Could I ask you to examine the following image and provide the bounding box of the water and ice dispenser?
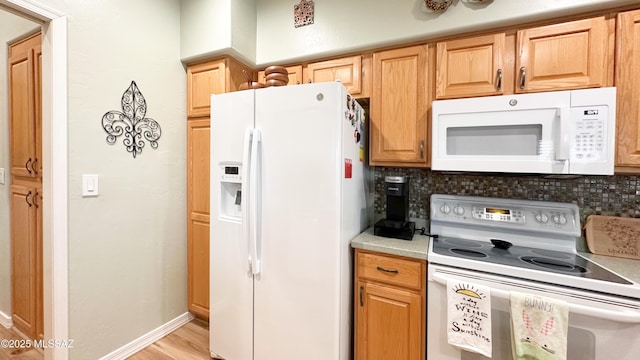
[219,162,242,221]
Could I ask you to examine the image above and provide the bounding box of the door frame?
[0,1,68,359]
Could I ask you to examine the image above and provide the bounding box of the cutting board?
[585,215,640,260]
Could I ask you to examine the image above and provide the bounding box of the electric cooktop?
[431,236,631,285]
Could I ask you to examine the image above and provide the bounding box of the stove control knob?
[535,213,549,223]
[557,215,567,225]
[454,206,465,215]
[552,214,567,225]
[440,204,451,214]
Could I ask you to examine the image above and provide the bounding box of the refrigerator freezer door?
[210,90,255,360]
[252,83,345,360]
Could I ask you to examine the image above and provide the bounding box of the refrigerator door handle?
[242,128,253,273]
[250,128,262,276]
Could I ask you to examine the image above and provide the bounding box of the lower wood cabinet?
[187,118,211,319]
[354,249,426,360]
[10,181,43,340]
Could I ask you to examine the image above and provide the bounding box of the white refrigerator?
[209,82,370,360]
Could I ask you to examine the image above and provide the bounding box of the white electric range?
[427,194,640,360]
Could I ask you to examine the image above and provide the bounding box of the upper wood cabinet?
[256,54,371,98]
[516,16,613,93]
[8,33,42,178]
[257,65,303,85]
[436,33,506,99]
[435,16,613,99]
[615,9,640,168]
[304,55,366,97]
[370,45,429,167]
[187,57,254,118]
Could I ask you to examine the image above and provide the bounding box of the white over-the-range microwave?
[431,87,616,175]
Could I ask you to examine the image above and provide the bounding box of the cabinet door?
[187,60,226,117]
[305,55,362,96]
[8,49,37,177]
[436,33,506,99]
[10,184,38,339]
[516,16,611,93]
[356,281,422,360]
[187,119,211,319]
[370,45,429,167]
[258,65,303,85]
[616,10,640,168]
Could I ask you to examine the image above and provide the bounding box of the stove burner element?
[521,256,588,274]
[450,248,488,258]
[530,249,573,260]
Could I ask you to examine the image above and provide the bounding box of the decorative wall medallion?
[425,0,453,12]
[294,0,314,28]
[102,81,162,158]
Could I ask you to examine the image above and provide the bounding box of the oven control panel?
[430,194,581,236]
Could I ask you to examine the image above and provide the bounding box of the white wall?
[0,9,40,322]
[33,0,187,359]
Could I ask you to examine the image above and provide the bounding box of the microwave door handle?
[433,272,640,324]
[555,107,571,161]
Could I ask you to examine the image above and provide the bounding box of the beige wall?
[0,10,40,323]
[31,0,187,358]
[181,0,640,66]
[181,0,257,66]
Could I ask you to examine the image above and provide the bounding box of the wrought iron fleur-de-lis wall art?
[101,81,162,158]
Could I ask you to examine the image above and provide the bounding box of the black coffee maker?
[374,176,416,240]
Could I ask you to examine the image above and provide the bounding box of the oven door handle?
[433,273,640,324]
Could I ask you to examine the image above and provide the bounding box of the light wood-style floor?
[0,319,209,360]
[127,319,210,360]
[0,326,43,360]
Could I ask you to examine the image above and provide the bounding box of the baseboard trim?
[98,312,194,360]
[0,311,12,329]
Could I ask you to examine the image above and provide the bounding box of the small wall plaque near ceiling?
[294,0,314,28]
[101,81,162,158]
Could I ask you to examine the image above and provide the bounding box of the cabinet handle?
[307,79,312,84]
[25,158,33,174]
[376,266,399,274]
[519,66,526,89]
[31,158,38,175]
[25,190,33,207]
[359,286,364,307]
[33,191,40,208]
[419,140,424,159]
[496,69,503,91]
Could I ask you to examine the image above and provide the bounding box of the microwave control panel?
[571,106,607,161]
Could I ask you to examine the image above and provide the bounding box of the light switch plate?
[82,174,99,197]
[0,168,4,185]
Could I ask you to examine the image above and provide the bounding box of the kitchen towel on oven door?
[510,292,569,360]
[446,280,492,357]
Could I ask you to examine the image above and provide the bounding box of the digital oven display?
[485,207,511,215]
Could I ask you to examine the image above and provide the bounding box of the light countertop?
[350,227,429,260]
[580,252,640,285]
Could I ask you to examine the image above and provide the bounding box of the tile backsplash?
[374,167,640,250]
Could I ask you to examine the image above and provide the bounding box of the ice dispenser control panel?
[219,163,242,222]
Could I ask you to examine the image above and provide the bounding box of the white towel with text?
[447,279,492,357]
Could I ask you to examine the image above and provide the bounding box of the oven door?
[427,264,640,360]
